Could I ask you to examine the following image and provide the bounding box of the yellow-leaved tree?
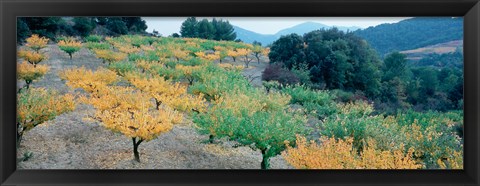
[125,73,206,113]
[175,64,202,85]
[79,86,182,162]
[236,48,253,68]
[17,34,51,91]
[282,135,422,169]
[92,49,127,65]
[18,34,49,70]
[58,67,119,94]
[58,37,83,59]
[195,51,220,62]
[251,45,270,64]
[171,47,190,62]
[60,67,183,162]
[25,34,49,52]
[17,61,49,90]
[18,49,48,67]
[226,49,239,62]
[17,88,76,146]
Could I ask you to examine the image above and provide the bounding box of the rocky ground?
[17,44,293,169]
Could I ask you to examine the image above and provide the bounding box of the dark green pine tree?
[212,18,236,41]
[180,17,199,38]
[196,19,216,40]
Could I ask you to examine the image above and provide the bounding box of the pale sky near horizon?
[143,17,410,36]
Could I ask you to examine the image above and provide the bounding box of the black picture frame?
[1,0,479,185]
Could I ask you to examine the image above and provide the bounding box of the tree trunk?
[260,149,270,169]
[209,134,214,143]
[16,125,25,148]
[132,137,143,162]
[69,53,72,60]
[25,80,31,90]
[188,78,194,85]
[256,55,260,64]
[155,99,162,110]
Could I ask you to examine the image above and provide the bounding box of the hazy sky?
[143,17,410,36]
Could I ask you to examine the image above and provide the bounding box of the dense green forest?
[412,50,463,68]
[353,17,463,56]
[264,28,463,115]
[17,17,148,43]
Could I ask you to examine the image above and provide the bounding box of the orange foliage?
[18,49,48,66]
[171,48,190,61]
[217,63,244,71]
[125,73,207,113]
[282,135,422,169]
[116,44,141,54]
[17,61,49,85]
[92,49,127,64]
[80,86,181,141]
[25,34,49,52]
[226,49,240,60]
[58,67,118,94]
[17,87,76,132]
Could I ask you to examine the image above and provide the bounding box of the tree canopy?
[180,17,236,41]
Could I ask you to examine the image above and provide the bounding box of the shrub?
[261,63,300,85]
[281,84,337,119]
[321,101,387,150]
[396,110,463,169]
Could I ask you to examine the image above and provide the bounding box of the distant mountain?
[233,26,276,45]
[275,22,359,36]
[234,22,361,46]
[354,17,463,56]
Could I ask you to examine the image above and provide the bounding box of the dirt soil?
[16,44,293,169]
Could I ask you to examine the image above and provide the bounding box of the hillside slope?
[400,40,463,61]
[354,17,463,56]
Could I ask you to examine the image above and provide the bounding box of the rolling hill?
[354,17,463,56]
[234,22,360,45]
[400,40,463,61]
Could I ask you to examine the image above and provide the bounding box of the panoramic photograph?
[16,17,463,169]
